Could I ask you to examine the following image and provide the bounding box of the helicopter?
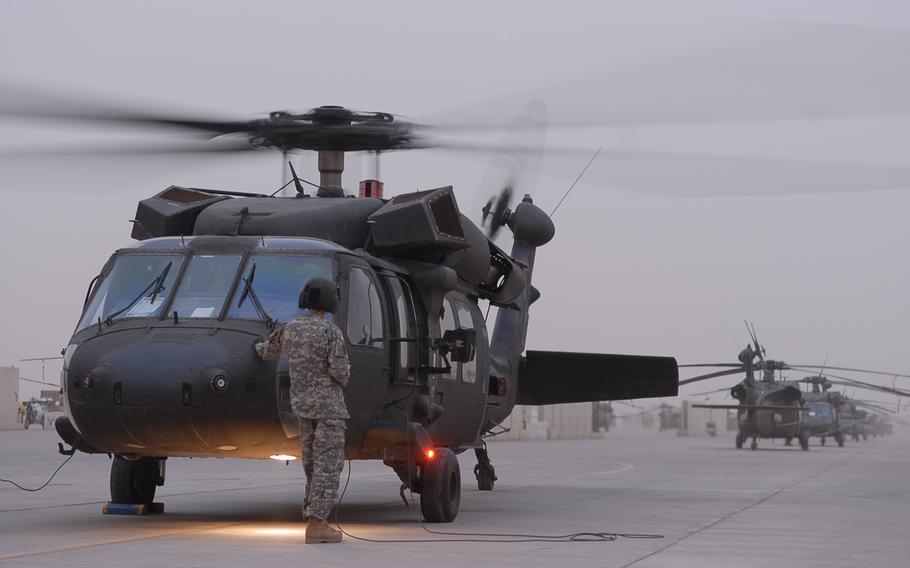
[679,325,910,451]
[0,100,682,523]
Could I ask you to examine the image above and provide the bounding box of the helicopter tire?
[799,432,810,451]
[419,448,460,523]
[110,456,159,505]
[750,439,757,451]
[475,464,496,491]
[820,436,826,446]
[784,437,792,446]
[835,433,845,447]
[735,434,744,449]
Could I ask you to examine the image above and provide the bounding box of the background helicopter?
[679,325,909,450]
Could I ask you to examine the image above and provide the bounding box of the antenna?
[288,161,306,196]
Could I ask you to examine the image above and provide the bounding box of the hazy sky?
[1,0,909,406]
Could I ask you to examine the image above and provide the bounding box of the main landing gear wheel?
[799,432,810,451]
[835,432,845,447]
[111,456,163,505]
[419,448,461,523]
[750,439,758,451]
[735,433,745,449]
[820,436,826,446]
[784,437,793,446]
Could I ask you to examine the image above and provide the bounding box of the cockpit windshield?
[76,250,335,332]
[78,254,184,331]
[228,255,333,323]
[168,255,243,319]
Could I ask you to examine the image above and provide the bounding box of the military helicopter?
[0,98,683,523]
[679,326,910,451]
[798,375,846,447]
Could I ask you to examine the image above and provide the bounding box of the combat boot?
[305,517,342,544]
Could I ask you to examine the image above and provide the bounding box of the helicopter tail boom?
[516,351,678,405]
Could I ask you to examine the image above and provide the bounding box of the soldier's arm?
[327,326,351,387]
[255,325,286,361]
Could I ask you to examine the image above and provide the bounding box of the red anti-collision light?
[425,449,435,460]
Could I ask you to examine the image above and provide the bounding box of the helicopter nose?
[66,326,276,455]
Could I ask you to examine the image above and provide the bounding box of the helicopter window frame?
[75,251,188,333]
[345,265,386,350]
[225,251,338,324]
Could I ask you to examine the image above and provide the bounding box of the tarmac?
[1,425,908,567]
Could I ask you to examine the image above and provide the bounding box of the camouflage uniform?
[256,311,351,521]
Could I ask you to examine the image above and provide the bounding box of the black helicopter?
[679,326,909,451]
[1,103,679,523]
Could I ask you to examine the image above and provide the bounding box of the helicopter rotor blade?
[0,138,257,157]
[679,367,746,386]
[789,365,910,380]
[678,363,742,368]
[789,367,910,397]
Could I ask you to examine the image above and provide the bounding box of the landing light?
[425,449,435,460]
[269,454,297,461]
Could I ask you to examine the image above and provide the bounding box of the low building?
[0,366,21,430]
[497,403,601,440]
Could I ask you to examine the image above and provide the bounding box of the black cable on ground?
[332,458,663,544]
[0,453,76,492]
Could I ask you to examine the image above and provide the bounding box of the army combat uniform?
[256,311,351,521]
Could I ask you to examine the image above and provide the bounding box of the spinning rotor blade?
[0,138,256,157]
[424,21,910,130]
[679,363,742,368]
[679,367,745,386]
[0,82,249,134]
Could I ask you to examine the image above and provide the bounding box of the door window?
[346,266,384,348]
[453,301,477,384]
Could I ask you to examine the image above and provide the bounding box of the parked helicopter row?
[677,326,906,451]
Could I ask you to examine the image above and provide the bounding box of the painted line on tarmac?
[618,452,859,568]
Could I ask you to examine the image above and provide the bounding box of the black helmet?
[299,277,337,313]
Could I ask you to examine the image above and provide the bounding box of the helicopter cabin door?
[339,262,389,443]
[429,293,487,446]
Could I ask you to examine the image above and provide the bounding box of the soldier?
[255,277,350,544]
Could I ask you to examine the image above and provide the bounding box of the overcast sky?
[1,0,909,406]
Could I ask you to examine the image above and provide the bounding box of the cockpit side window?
[346,266,385,348]
[228,255,333,323]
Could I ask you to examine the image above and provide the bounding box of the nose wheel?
[110,456,165,506]
[474,444,497,491]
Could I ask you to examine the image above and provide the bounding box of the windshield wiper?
[104,261,173,325]
[237,263,273,327]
